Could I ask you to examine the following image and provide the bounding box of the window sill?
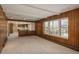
[44,33,68,40]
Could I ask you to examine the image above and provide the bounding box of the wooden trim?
[8,19,36,22]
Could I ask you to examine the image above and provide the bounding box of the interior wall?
[0,5,7,52]
[35,8,79,51]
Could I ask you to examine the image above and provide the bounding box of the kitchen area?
[7,21,35,39]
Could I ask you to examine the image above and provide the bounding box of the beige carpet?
[2,36,79,54]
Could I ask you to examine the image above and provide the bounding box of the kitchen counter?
[18,30,36,36]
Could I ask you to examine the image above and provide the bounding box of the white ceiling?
[1,4,79,21]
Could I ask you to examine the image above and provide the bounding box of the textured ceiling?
[1,4,79,21]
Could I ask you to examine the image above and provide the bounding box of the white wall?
[7,21,35,39]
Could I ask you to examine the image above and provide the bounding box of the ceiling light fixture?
[23,18,26,20]
[10,17,14,19]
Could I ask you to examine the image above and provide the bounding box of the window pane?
[52,20,60,36]
[61,18,68,38]
[49,20,60,36]
[49,21,53,35]
[44,21,49,34]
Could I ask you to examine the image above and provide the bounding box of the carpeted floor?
[2,36,79,54]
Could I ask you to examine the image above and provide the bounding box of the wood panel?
[18,30,36,36]
[35,8,79,51]
[35,21,43,36]
[0,5,7,52]
[74,9,79,48]
[8,19,36,22]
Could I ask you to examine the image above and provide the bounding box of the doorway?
[9,23,13,34]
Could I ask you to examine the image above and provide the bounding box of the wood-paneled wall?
[35,8,79,51]
[0,5,7,52]
[35,21,43,36]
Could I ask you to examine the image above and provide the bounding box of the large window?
[43,17,68,39]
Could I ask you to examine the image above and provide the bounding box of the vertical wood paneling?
[0,5,7,52]
[35,8,79,51]
[74,9,79,48]
[35,21,43,36]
